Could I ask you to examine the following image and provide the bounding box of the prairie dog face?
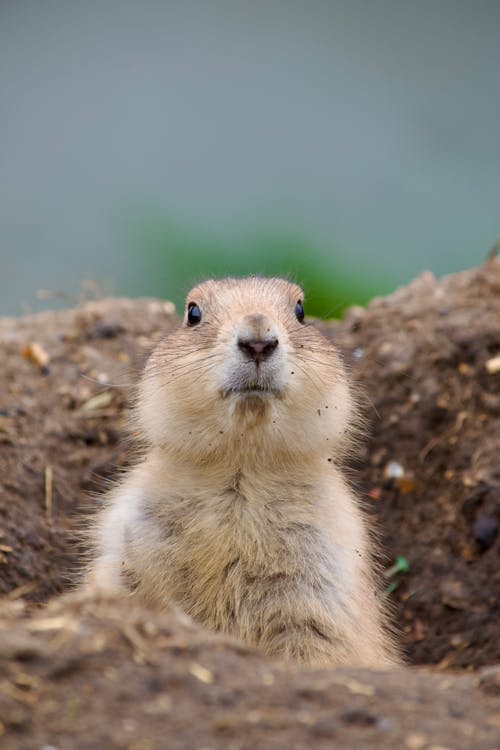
[138,277,355,465]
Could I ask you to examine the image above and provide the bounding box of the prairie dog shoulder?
[87,276,398,667]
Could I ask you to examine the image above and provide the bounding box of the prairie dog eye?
[187,303,202,326]
[295,300,305,323]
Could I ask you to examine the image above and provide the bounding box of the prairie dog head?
[139,277,356,467]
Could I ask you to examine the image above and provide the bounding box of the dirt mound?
[328,262,500,668]
[1,595,499,750]
[1,260,499,748]
[0,298,177,600]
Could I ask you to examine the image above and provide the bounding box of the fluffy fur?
[85,277,398,667]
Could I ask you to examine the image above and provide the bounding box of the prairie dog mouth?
[221,384,284,398]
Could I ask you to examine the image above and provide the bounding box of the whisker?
[79,372,135,389]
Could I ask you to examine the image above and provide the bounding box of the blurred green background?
[124,214,390,317]
[1,1,499,318]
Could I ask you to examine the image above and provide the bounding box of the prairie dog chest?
[134,472,323,581]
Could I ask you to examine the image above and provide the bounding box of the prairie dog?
[86,277,398,667]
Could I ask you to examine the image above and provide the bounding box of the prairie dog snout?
[236,314,279,363]
[225,313,283,396]
[86,276,399,667]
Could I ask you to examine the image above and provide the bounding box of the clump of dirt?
[0,261,499,748]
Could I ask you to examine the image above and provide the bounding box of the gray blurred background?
[1,0,499,317]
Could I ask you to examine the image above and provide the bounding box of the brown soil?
[1,261,499,748]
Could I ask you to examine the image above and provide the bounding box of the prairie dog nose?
[237,314,279,364]
[238,336,278,363]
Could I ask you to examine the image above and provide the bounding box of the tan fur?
[85,277,399,667]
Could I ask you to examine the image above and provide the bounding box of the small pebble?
[440,578,467,610]
[383,461,404,480]
[405,732,427,750]
[473,515,497,551]
[485,354,500,374]
[188,661,214,684]
[405,733,427,750]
